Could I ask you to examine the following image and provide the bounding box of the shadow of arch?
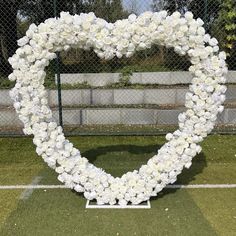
[82,144,162,163]
[81,144,207,198]
[152,152,208,200]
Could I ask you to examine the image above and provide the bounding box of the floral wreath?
[8,11,227,206]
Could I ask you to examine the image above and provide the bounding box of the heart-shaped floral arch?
[8,11,227,206]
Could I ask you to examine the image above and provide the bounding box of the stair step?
[1,107,236,127]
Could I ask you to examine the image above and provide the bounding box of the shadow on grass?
[82,144,162,163]
[81,144,207,199]
[153,152,207,200]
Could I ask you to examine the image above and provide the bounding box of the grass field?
[0,135,236,236]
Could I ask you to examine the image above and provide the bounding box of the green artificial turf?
[0,135,236,235]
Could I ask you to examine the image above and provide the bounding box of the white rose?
[209,37,218,46]
[18,36,29,47]
[132,35,141,44]
[166,133,173,141]
[86,12,95,22]
[118,38,129,49]
[103,37,112,45]
[105,23,114,30]
[137,17,147,26]
[219,52,226,60]
[82,21,91,30]
[97,18,106,28]
[196,18,204,26]
[159,10,168,18]
[197,27,205,35]
[26,24,38,38]
[185,11,193,20]
[213,46,219,52]
[203,34,211,43]
[172,11,181,19]
[116,51,123,58]
[73,15,82,26]
[180,25,188,33]
[60,12,73,24]
[128,14,137,22]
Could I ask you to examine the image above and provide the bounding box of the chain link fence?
[0,0,236,136]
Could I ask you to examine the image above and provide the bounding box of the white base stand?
[85,200,151,209]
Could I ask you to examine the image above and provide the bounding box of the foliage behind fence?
[0,0,235,135]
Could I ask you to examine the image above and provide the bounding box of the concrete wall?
[1,107,236,127]
[56,71,236,86]
[2,86,236,107]
[1,83,236,127]
[50,108,236,126]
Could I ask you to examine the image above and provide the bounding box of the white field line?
[0,184,236,190]
[0,185,68,189]
[165,184,236,189]
[19,176,42,200]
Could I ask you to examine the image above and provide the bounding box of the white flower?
[103,37,112,45]
[196,18,204,26]
[159,10,168,18]
[209,37,218,46]
[73,15,82,26]
[197,27,205,35]
[219,51,226,60]
[86,12,96,22]
[82,21,91,30]
[132,34,141,44]
[18,36,29,47]
[172,11,181,19]
[128,14,137,22]
[26,24,38,38]
[60,12,73,24]
[185,11,194,20]
[213,46,219,52]
[166,133,173,141]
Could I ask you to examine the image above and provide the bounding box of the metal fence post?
[204,0,208,30]
[53,0,63,128]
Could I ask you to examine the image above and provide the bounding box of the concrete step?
[1,106,235,127]
[57,71,236,86]
[1,85,236,107]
